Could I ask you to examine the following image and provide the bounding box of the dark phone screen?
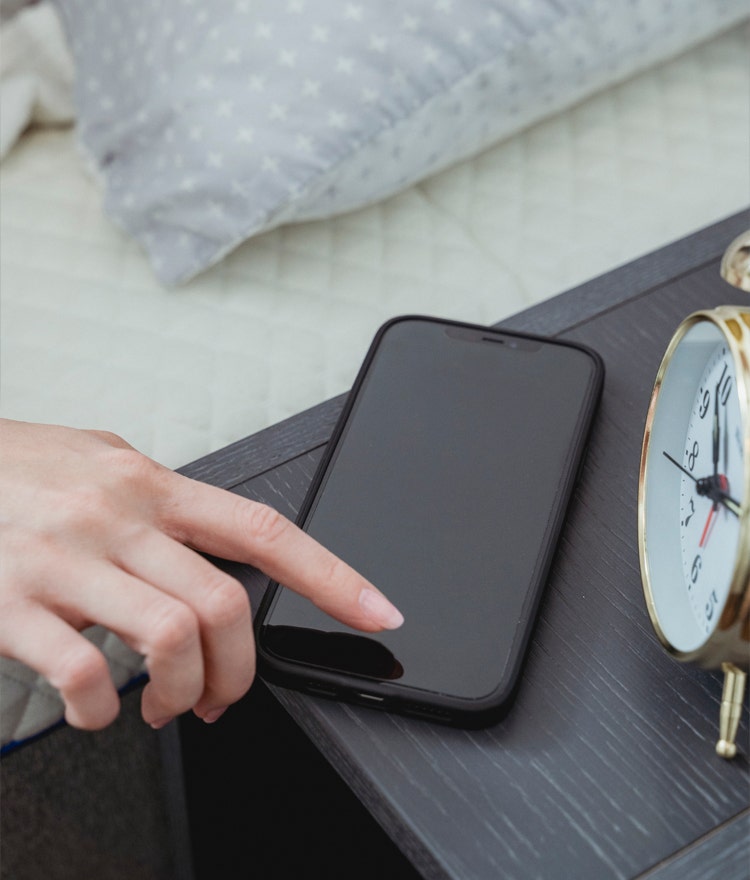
[261,319,600,701]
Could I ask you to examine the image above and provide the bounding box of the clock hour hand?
[662,451,741,517]
[712,381,720,478]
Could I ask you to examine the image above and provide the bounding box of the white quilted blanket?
[1,22,748,749]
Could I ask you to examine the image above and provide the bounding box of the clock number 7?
[682,497,696,527]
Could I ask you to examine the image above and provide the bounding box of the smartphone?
[255,316,603,727]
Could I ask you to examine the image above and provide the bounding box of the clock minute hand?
[662,451,741,517]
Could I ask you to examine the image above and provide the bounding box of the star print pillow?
[52,0,746,285]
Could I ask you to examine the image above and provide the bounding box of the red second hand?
[699,475,730,549]
[699,505,717,548]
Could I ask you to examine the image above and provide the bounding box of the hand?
[0,419,403,732]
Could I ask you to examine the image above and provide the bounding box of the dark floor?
[179,680,421,880]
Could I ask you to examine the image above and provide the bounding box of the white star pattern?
[369,35,388,53]
[301,79,321,97]
[295,134,314,153]
[62,0,681,289]
[328,110,347,129]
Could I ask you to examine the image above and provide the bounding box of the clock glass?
[642,319,746,655]
[678,339,743,636]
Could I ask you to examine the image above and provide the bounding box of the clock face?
[641,317,748,655]
[678,341,743,637]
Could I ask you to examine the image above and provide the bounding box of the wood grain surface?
[179,211,750,880]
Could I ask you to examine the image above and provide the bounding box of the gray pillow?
[53,0,748,285]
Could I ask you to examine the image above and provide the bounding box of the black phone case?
[255,315,604,728]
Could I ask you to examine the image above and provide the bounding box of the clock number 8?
[687,441,699,471]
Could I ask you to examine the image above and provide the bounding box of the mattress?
[1,22,748,748]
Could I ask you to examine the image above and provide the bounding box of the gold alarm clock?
[638,297,749,759]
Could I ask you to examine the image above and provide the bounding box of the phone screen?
[259,318,602,710]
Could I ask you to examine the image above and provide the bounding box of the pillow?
[53,0,748,286]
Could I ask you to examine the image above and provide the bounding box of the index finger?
[162,474,404,633]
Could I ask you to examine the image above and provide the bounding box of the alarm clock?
[638,304,749,758]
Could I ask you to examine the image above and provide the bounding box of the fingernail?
[359,589,404,630]
[202,707,228,724]
[150,716,174,730]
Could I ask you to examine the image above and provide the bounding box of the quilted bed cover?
[1,21,749,750]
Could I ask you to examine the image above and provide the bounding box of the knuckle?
[318,553,350,599]
[64,486,116,531]
[243,502,289,548]
[86,428,129,449]
[53,644,110,697]
[107,447,158,483]
[199,572,250,631]
[147,600,199,656]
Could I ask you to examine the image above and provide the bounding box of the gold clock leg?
[716,663,747,759]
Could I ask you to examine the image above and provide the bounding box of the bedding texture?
[53,0,748,285]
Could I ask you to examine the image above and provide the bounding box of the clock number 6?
[690,554,702,587]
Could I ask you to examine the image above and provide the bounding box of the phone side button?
[357,693,385,703]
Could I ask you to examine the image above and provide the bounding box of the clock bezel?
[638,306,750,669]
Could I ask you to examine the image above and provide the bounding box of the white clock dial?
[640,313,748,656]
[678,341,744,637]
